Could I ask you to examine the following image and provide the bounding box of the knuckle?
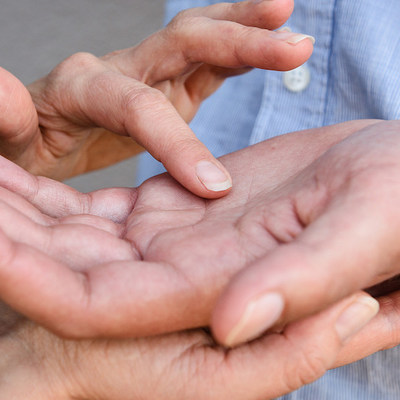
[166,12,187,38]
[49,52,99,80]
[229,26,262,67]
[123,86,167,115]
[168,9,193,30]
[282,342,329,392]
[159,136,206,164]
[61,51,98,70]
[166,13,202,45]
[256,40,289,70]
[169,136,201,153]
[297,352,328,385]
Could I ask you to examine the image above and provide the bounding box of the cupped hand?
[0,119,379,339]
[3,289,400,400]
[212,119,400,346]
[0,0,313,198]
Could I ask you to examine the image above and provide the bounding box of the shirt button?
[283,64,311,93]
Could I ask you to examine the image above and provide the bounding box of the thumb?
[0,67,38,157]
[211,180,400,346]
[203,292,379,400]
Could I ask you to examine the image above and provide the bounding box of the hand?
[212,119,400,346]
[0,119,379,338]
[2,290,399,400]
[0,0,313,198]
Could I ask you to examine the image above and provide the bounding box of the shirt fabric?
[137,1,400,398]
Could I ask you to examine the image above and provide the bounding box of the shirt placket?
[249,0,337,145]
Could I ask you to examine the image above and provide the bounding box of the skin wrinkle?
[124,230,144,261]
[294,170,330,226]
[167,336,225,398]
[76,269,93,334]
[25,174,41,210]
[107,188,138,224]
[284,197,306,238]
[232,201,279,263]
[0,189,55,229]
[263,201,301,244]
[78,192,92,216]
[40,126,80,160]
[126,206,206,256]
[280,330,325,393]
[43,224,57,261]
[243,156,257,204]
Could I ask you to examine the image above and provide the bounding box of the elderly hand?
[0,0,313,198]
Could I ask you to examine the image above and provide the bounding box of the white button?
[283,64,311,93]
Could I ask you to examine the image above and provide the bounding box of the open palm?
[0,118,393,340]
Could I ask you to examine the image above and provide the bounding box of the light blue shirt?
[137,1,400,398]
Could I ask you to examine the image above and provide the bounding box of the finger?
[0,185,126,238]
[0,156,137,222]
[0,174,128,236]
[198,293,379,400]
[67,67,232,198]
[110,18,314,84]
[335,290,400,367]
[122,85,233,198]
[0,206,134,271]
[0,186,51,225]
[0,67,39,156]
[0,230,202,338]
[168,21,314,70]
[212,164,400,346]
[0,220,378,347]
[107,0,301,80]
[181,0,294,30]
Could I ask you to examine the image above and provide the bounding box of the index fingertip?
[196,160,232,196]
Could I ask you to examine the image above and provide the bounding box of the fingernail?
[196,161,232,192]
[273,31,316,45]
[225,292,284,347]
[276,27,292,33]
[288,34,315,45]
[335,295,379,343]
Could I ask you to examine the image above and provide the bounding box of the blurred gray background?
[1,0,165,191]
